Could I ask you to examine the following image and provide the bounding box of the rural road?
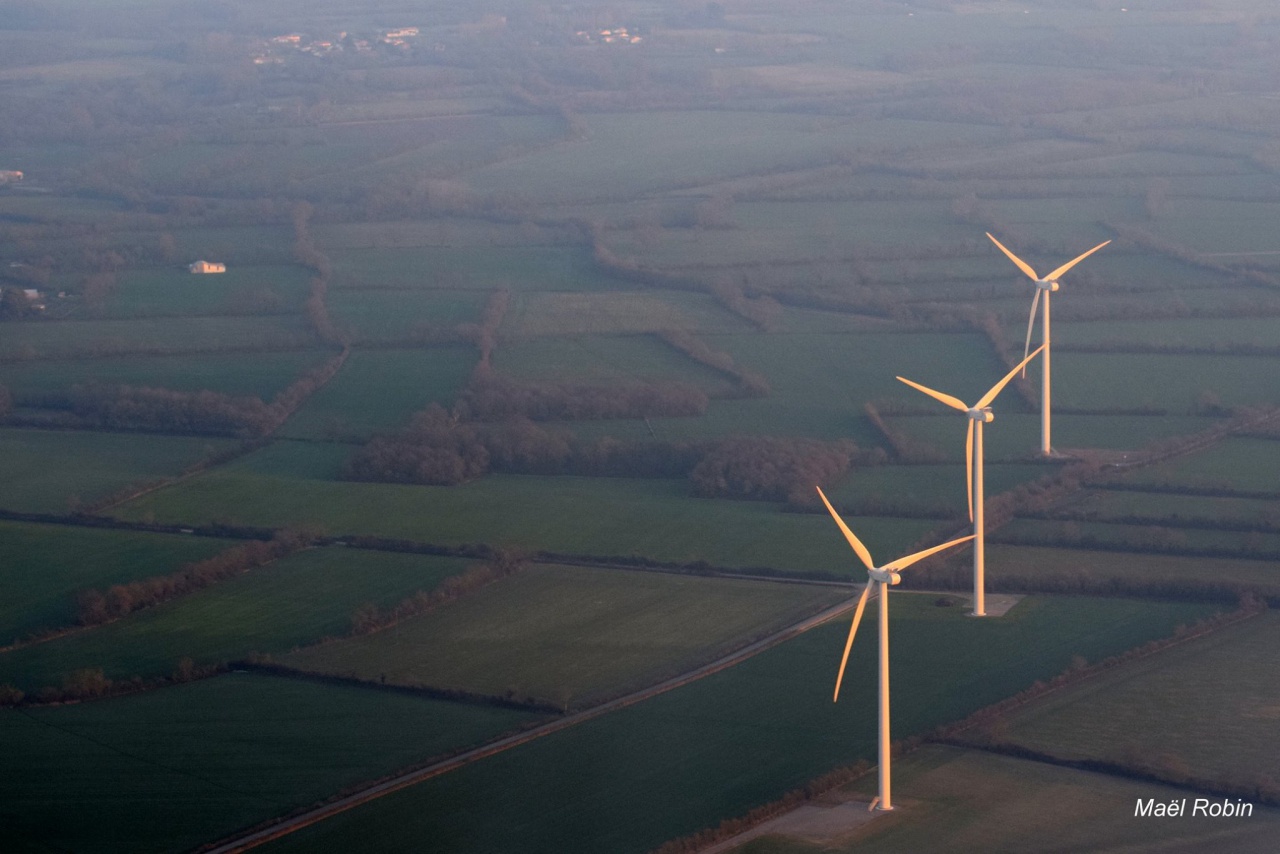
[201,592,862,853]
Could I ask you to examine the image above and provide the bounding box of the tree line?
[343,403,879,501]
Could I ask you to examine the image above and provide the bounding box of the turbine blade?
[1022,289,1042,378]
[987,232,1040,281]
[1046,240,1111,282]
[965,418,974,523]
[883,534,977,572]
[816,486,875,572]
[897,376,968,412]
[976,344,1046,409]
[834,579,874,702]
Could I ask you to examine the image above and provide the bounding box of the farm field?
[1066,488,1280,527]
[281,564,849,709]
[0,315,314,359]
[980,545,1280,599]
[970,611,1280,788]
[0,547,474,692]
[260,595,1219,854]
[1117,437,1280,495]
[102,264,312,319]
[277,346,476,440]
[731,744,1280,854]
[0,427,235,514]
[0,521,232,644]
[0,672,542,854]
[112,458,941,575]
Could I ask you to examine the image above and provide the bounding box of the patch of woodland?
[656,329,770,397]
[72,529,317,627]
[343,403,881,502]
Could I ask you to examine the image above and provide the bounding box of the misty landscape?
[3,0,1280,851]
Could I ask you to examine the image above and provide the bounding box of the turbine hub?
[967,407,994,423]
[1037,279,1060,292]
[868,569,901,585]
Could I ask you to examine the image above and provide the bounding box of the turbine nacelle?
[1036,279,1060,292]
[966,407,994,423]
[868,568,902,586]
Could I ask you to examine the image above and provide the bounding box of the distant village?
[253,26,428,64]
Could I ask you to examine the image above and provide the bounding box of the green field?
[113,447,941,575]
[1068,488,1280,527]
[0,315,314,360]
[277,346,476,440]
[824,463,1053,517]
[261,595,1219,854]
[508,289,752,336]
[978,611,1280,788]
[1118,437,1280,494]
[0,672,542,854]
[282,564,848,708]
[327,246,609,292]
[103,265,312,318]
[997,518,1280,558]
[982,545,1280,598]
[327,289,485,342]
[0,349,328,401]
[0,547,473,691]
[0,428,235,514]
[734,744,1280,854]
[492,333,737,394]
[1051,353,1280,413]
[0,521,232,644]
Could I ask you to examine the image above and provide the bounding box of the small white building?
[189,260,226,274]
[0,170,22,183]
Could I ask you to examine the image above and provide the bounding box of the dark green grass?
[1052,316,1280,350]
[102,265,312,318]
[983,544,1280,598]
[0,547,473,691]
[277,347,476,440]
[888,413,1222,461]
[739,744,1280,854]
[0,521,231,644]
[282,564,848,709]
[262,595,1219,854]
[327,289,486,342]
[113,448,940,575]
[1119,437,1280,494]
[1052,352,1280,413]
[0,672,541,854]
[507,290,753,335]
[825,463,1053,517]
[0,428,235,514]
[328,246,609,292]
[0,315,314,359]
[997,518,1280,557]
[492,334,737,394]
[1070,489,1280,526]
[0,349,329,400]
[988,612,1280,785]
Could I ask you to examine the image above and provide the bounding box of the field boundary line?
[198,597,860,853]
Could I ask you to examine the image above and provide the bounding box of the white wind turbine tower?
[816,486,973,813]
[986,232,1111,456]
[896,346,1043,617]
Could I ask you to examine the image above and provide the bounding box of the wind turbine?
[986,232,1111,456]
[896,346,1043,617]
[817,486,973,812]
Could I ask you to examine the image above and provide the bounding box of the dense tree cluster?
[345,403,873,500]
[64,383,273,435]
[690,436,875,504]
[74,530,315,626]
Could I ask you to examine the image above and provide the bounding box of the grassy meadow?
[281,564,849,708]
[0,672,543,854]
